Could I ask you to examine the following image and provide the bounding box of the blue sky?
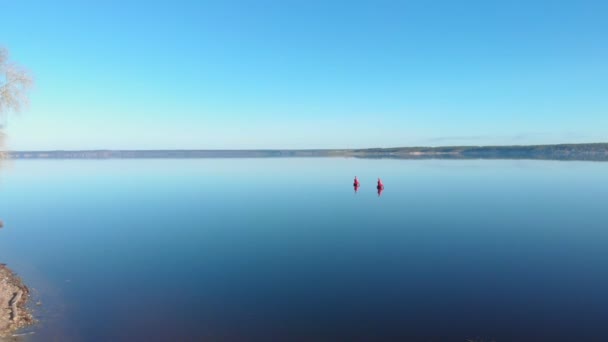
[1,0,607,149]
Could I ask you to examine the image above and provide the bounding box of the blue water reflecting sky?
[1,159,607,341]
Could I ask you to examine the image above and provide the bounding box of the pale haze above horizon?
[2,0,607,150]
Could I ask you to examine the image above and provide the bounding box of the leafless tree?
[0,47,33,159]
[0,47,34,117]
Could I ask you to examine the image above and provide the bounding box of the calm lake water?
[1,158,607,341]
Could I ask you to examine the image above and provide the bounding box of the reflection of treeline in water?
[353,143,608,161]
[6,143,608,161]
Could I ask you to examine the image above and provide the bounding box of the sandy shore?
[0,265,33,338]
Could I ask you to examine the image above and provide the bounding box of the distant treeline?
[352,143,608,160]
[6,143,608,161]
[7,150,343,159]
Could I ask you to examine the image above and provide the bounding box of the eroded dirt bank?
[0,265,32,338]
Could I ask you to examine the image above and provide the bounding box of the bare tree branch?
[0,47,33,160]
[0,47,34,116]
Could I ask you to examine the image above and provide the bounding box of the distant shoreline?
[4,143,608,161]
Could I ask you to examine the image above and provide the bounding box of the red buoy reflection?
[377,178,384,197]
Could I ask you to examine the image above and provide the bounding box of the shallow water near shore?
[1,158,608,341]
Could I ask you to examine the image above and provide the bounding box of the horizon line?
[4,142,608,152]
